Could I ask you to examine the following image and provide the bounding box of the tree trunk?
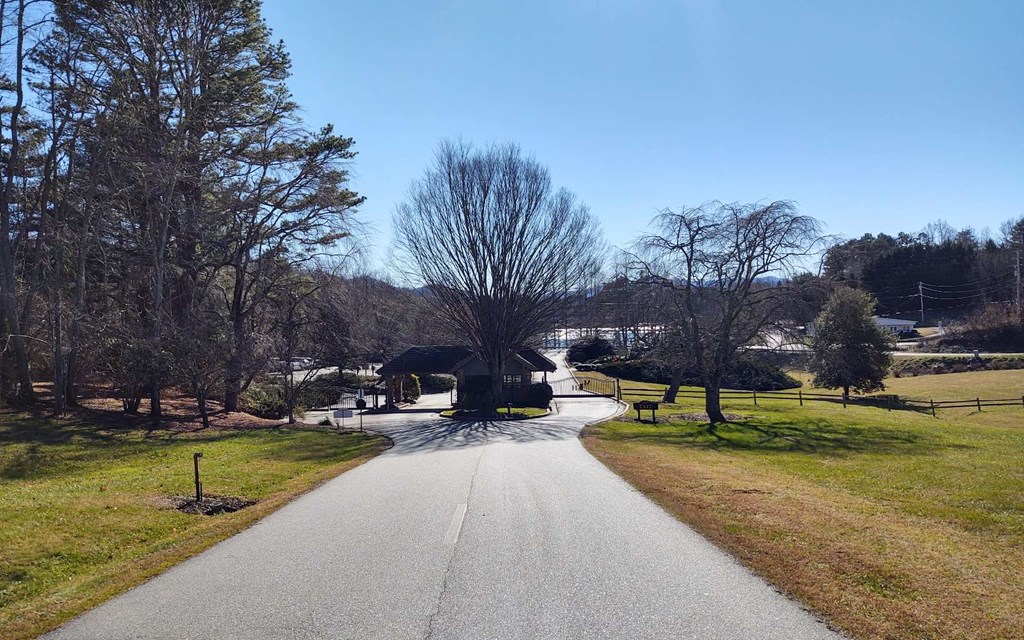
[223,313,245,412]
[64,241,89,406]
[663,367,683,403]
[197,390,210,429]
[0,0,33,403]
[705,376,726,424]
[149,226,169,422]
[488,354,506,415]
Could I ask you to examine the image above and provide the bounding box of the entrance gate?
[547,376,618,399]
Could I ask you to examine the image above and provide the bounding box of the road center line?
[443,503,468,545]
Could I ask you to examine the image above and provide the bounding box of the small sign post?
[355,398,367,431]
[633,401,659,423]
[193,452,203,502]
[333,408,353,429]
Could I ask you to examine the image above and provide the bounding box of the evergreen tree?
[809,287,894,400]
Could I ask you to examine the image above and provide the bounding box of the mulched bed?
[168,494,257,516]
[669,412,746,422]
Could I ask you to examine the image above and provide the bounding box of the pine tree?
[809,287,894,400]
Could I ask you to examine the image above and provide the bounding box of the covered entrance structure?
[376,345,558,409]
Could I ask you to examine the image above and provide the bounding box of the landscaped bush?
[527,382,553,409]
[934,304,1024,352]
[403,374,421,401]
[596,357,799,391]
[890,355,1024,377]
[567,336,616,364]
[239,382,287,419]
[418,373,456,394]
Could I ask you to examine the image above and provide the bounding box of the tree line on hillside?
[823,219,1024,319]
[0,0,452,421]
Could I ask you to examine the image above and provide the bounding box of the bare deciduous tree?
[634,200,825,423]
[394,141,603,411]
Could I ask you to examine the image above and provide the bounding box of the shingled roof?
[377,345,557,377]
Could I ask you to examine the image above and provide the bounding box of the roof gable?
[377,345,557,376]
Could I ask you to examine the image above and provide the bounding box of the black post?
[193,452,203,502]
[799,389,803,406]
[931,399,936,417]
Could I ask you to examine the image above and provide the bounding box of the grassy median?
[581,370,1024,640]
[0,410,386,640]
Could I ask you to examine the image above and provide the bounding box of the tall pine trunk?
[0,0,33,403]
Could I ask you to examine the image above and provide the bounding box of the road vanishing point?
[45,357,844,640]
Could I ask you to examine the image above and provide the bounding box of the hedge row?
[578,357,800,391]
[891,355,1024,377]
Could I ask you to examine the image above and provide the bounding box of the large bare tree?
[394,141,603,411]
[635,200,825,423]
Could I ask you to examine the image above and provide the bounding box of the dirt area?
[668,412,746,422]
[21,385,287,432]
[625,411,747,423]
[164,495,258,516]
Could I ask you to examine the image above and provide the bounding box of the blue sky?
[261,0,1023,263]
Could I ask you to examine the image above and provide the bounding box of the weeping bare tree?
[635,201,825,423]
[394,141,603,412]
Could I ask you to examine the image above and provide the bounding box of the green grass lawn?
[581,368,1024,640]
[0,413,386,640]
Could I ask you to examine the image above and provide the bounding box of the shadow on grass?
[605,416,957,457]
[0,413,375,482]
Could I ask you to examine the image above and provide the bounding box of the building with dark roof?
[377,345,557,408]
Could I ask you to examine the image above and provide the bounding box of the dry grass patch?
[580,370,1024,640]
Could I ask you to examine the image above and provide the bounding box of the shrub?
[403,374,421,401]
[567,336,616,364]
[418,373,456,394]
[890,355,1024,377]
[527,382,553,409]
[597,357,799,391]
[239,382,287,419]
[937,304,1024,352]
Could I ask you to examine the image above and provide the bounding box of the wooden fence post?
[799,389,803,406]
[930,399,936,417]
[976,397,982,411]
[753,391,757,406]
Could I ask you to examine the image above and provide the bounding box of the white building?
[872,316,917,335]
[805,316,918,337]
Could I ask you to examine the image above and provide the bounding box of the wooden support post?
[930,399,936,417]
[193,452,203,503]
[976,397,982,411]
[798,389,803,406]
[752,391,758,406]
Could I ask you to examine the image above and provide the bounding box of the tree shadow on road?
[382,416,583,454]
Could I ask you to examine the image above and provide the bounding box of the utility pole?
[1016,250,1021,322]
[918,281,925,325]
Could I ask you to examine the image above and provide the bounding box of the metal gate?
[547,376,617,398]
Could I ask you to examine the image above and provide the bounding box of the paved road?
[45,358,843,639]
